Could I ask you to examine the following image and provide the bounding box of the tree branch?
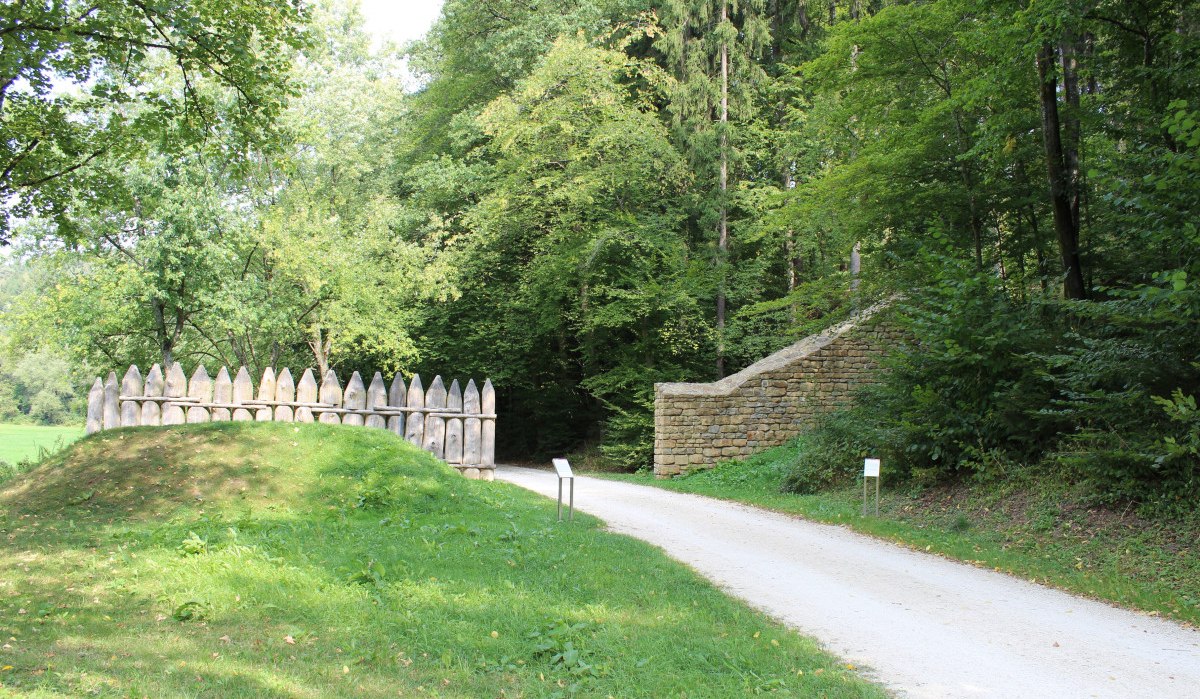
[12,147,105,189]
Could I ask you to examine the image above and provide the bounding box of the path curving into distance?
[496,465,1200,699]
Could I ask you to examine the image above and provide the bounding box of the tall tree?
[659,0,770,377]
[0,0,309,243]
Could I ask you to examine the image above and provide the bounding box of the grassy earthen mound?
[0,423,884,698]
[0,422,452,523]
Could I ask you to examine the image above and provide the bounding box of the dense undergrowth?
[0,422,886,698]
[782,233,1200,515]
[612,441,1200,627]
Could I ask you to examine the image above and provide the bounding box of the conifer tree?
[659,0,770,377]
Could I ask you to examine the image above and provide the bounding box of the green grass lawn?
[0,423,886,698]
[605,443,1200,627]
[0,424,83,467]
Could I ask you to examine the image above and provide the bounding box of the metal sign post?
[862,458,881,517]
[552,458,575,522]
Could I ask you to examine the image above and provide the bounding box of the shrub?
[866,257,1061,480]
[597,408,654,471]
[781,411,879,494]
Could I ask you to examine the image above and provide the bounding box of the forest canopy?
[1,0,1197,507]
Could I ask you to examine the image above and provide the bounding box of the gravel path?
[496,465,1200,699]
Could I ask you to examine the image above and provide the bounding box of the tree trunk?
[153,300,174,368]
[308,326,331,377]
[850,242,862,310]
[151,299,186,368]
[1036,42,1087,300]
[1059,32,1083,237]
[716,1,730,378]
[784,169,802,324]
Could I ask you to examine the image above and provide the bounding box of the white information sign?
[862,458,881,516]
[863,458,881,478]
[552,458,574,479]
[552,458,575,522]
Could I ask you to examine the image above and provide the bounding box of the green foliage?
[0,348,86,424]
[0,0,310,242]
[346,559,388,588]
[786,249,1061,493]
[527,620,603,677]
[177,531,209,556]
[678,440,799,492]
[2,2,442,378]
[5,0,1200,494]
[413,35,708,461]
[781,413,876,495]
[171,600,209,622]
[1030,102,1200,509]
[874,264,1060,479]
[0,424,83,482]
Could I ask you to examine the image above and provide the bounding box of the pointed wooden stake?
[295,369,317,423]
[120,365,143,427]
[405,374,425,447]
[142,364,164,426]
[343,371,366,427]
[162,363,187,426]
[319,369,342,424]
[463,379,481,466]
[212,367,233,421]
[387,375,407,436]
[86,378,104,435]
[275,368,295,422]
[186,365,213,423]
[102,371,120,430]
[365,372,387,429]
[232,367,254,421]
[256,367,277,422]
[445,379,464,465]
[424,376,447,458]
[481,379,496,467]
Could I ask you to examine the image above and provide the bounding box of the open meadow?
[0,425,83,467]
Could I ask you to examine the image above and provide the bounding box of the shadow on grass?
[0,423,885,698]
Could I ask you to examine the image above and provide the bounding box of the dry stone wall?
[654,305,899,477]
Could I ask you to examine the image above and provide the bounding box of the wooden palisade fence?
[86,365,497,480]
